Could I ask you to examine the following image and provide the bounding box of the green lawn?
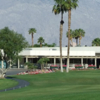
[0,70,100,100]
[0,78,18,90]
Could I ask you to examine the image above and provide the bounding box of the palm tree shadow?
[5,76,17,79]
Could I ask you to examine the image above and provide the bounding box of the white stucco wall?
[19,47,96,57]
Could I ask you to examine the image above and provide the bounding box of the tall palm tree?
[65,0,78,72]
[38,37,45,47]
[52,0,66,72]
[66,29,74,45]
[28,28,36,47]
[78,28,85,45]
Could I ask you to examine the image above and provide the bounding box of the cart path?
[0,77,30,92]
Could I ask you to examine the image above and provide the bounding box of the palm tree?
[73,29,79,45]
[65,0,78,72]
[92,38,100,46]
[78,28,85,45]
[52,0,66,72]
[66,29,74,45]
[38,37,45,47]
[73,29,85,46]
[28,28,36,47]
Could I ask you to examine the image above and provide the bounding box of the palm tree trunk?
[59,12,64,72]
[79,37,82,45]
[77,38,78,45]
[40,43,42,47]
[32,33,34,47]
[66,9,71,73]
[60,24,63,72]
[76,38,78,46]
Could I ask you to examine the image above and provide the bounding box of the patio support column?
[54,58,56,65]
[18,59,20,69]
[25,57,28,69]
[81,58,83,66]
[95,58,97,67]
[26,57,28,63]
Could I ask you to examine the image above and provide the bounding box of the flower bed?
[88,65,96,69]
[75,65,83,69]
[17,69,53,75]
[50,65,59,69]
[62,65,67,69]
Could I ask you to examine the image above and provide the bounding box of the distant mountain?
[0,0,100,46]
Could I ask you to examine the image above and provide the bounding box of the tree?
[53,0,66,72]
[24,62,37,70]
[29,28,36,47]
[43,58,50,68]
[66,29,74,44]
[52,43,56,47]
[73,29,79,45]
[37,57,49,69]
[38,37,45,47]
[65,0,78,72]
[92,38,100,46]
[0,68,7,78]
[73,29,85,45]
[78,28,85,45]
[44,43,56,47]
[0,27,29,67]
[33,44,40,47]
[0,49,7,78]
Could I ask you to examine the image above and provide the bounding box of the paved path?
[0,77,30,92]
[6,68,28,76]
[0,69,30,92]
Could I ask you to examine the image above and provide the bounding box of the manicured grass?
[0,70,100,100]
[0,78,18,90]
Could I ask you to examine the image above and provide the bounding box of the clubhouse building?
[15,46,100,69]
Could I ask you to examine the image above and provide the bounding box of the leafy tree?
[33,44,40,47]
[37,58,49,69]
[37,58,44,69]
[25,62,37,70]
[92,38,100,46]
[38,37,45,47]
[33,43,56,47]
[53,0,66,72]
[44,43,48,47]
[44,43,56,47]
[0,27,29,66]
[43,58,50,68]
[29,28,36,47]
[65,0,78,72]
[52,43,56,47]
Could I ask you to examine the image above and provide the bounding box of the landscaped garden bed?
[75,65,83,69]
[17,69,53,75]
[88,65,96,69]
